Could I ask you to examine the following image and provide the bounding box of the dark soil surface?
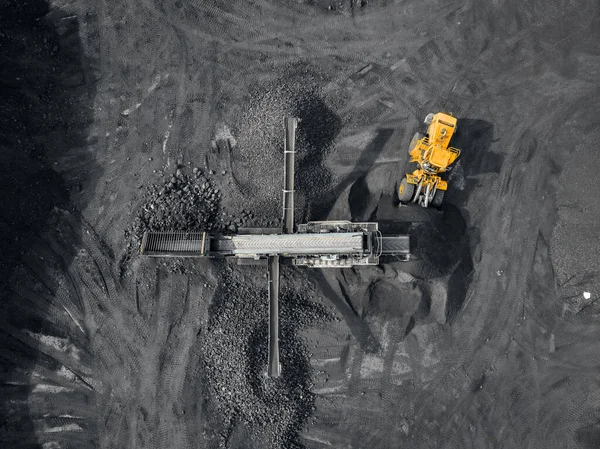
[1,0,600,448]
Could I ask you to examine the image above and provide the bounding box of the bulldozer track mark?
[0,318,93,381]
[471,18,599,105]
[193,0,405,65]
[498,98,586,198]
[379,318,406,411]
[407,105,585,442]
[434,2,597,114]
[135,0,220,165]
[340,342,385,445]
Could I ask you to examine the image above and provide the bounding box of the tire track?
[405,95,592,445]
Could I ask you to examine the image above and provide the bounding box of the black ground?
[1,0,600,448]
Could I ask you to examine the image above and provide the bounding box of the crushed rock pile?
[201,267,334,448]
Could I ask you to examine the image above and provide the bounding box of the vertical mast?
[267,117,298,378]
[282,117,298,234]
[267,255,280,378]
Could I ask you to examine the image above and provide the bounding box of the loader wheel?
[398,178,415,203]
[409,132,424,153]
[404,161,419,176]
[431,189,445,208]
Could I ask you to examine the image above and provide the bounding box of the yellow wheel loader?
[398,112,461,208]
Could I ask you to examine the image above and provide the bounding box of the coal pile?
[119,169,222,275]
[201,267,334,448]
[228,66,341,221]
[410,205,470,278]
[128,169,221,242]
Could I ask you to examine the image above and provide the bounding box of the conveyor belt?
[379,235,410,255]
[140,231,410,260]
[212,232,365,256]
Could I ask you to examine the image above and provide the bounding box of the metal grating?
[379,235,410,255]
[140,231,207,256]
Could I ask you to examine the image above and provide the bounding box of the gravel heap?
[410,206,469,278]
[201,267,334,448]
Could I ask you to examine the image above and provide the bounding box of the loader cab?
[426,112,457,148]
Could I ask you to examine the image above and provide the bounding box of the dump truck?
[398,112,461,208]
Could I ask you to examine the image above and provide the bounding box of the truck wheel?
[398,178,415,203]
[431,189,445,208]
[409,132,423,153]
